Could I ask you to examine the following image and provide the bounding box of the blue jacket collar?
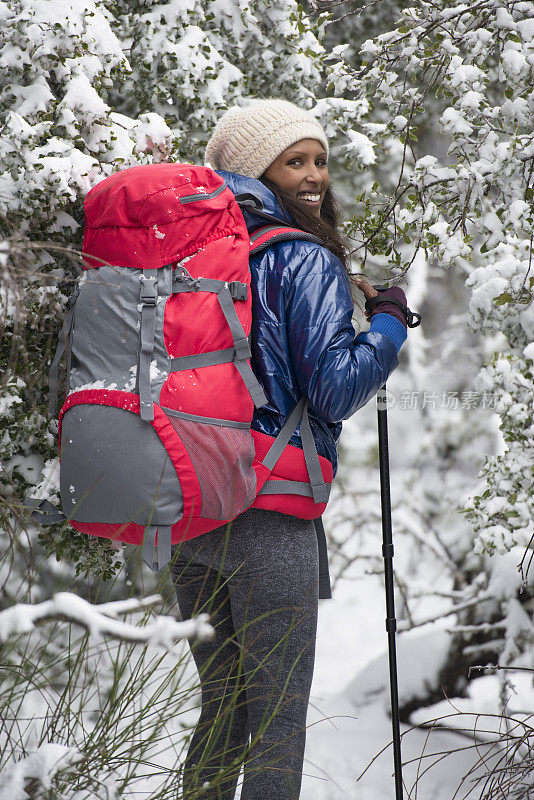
[216,170,294,231]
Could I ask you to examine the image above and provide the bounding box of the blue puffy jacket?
[219,171,406,475]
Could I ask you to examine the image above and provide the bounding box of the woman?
[171,99,408,800]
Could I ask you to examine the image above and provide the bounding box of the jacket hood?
[216,170,293,232]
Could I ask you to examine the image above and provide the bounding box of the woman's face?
[263,138,330,217]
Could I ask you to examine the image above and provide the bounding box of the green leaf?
[494,292,513,305]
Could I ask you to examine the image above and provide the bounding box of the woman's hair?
[259,175,348,270]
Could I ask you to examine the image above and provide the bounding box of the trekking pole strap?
[367,289,422,329]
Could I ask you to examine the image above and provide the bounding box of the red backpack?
[27,164,332,570]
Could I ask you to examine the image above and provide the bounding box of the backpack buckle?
[234,337,251,361]
[175,266,201,291]
[227,281,247,301]
[140,276,157,305]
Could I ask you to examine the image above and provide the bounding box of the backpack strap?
[24,497,173,573]
[170,267,267,409]
[48,284,80,415]
[141,524,172,572]
[250,225,322,256]
[258,398,331,505]
[138,270,159,422]
[235,192,322,253]
[247,223,331,505]
[236,193,324,242]
[300,403,330,503]
[24,497,67,525]
[314,517,332,600]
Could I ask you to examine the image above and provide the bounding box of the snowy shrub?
[0,591,218,798]
[0,586,311,799]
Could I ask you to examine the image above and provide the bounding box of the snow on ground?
[301,559,496,800]
[299,458,533,800]
[302,695,492,800]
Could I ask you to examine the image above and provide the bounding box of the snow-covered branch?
[0,744,84,798]
[0,593,214,649]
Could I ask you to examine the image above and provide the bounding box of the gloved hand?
[365,286,408,328]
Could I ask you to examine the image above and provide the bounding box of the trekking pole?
[377,384,404,800]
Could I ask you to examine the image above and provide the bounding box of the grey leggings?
[171,508,319,800]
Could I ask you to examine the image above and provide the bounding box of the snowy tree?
[316,0,534,730]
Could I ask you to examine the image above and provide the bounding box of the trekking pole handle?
[370,286,422,328]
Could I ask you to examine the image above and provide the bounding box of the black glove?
[365,286,421,329]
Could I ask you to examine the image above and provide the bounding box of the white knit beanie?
[204,99,329,179]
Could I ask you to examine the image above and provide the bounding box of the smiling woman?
[262,139,330,217]
[171,97,409,800]
[260,146,348,268]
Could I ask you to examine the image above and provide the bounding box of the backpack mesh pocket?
[164,410,256,521]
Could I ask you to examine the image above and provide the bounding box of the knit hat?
[204,99,329,179]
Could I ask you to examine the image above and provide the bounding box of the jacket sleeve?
[285,244,404,424]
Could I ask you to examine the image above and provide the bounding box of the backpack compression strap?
[258,398,330,505]
[170,267,267,409]
[24,495,173,573]
[48,284,81,415]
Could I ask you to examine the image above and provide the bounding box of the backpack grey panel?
[69,265,171,400]
[60,405,182,525]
